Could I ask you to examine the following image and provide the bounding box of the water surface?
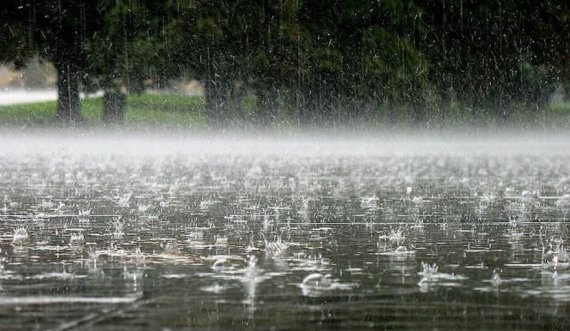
[1,133,569,330]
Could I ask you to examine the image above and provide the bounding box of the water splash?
[263,235,289,258]
[12,227,29,243]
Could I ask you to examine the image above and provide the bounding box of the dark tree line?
[1,0,568,126]
[417,0,569,122]
[0,0,103,122]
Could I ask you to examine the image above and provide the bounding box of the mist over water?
[1,130,569,157]
[1,131,570,330]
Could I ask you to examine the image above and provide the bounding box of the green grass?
[0,100,64,126]
[0,93,569,129]
[126,94,206,128]
[549,102,570,116]
[543,102,570,128]
[0,93,207,128]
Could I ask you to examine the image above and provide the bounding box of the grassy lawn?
[546,102,570,127]
[0,92,568,129]
[0,93,207,128]
[126,94,207,128]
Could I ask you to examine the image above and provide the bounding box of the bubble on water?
[301,273,332,288]
[211,258,232,271]
[394,245,413,254]
[299,272,355,297]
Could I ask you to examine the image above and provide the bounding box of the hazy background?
[0,1,568,129]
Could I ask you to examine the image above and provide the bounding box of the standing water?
[0,132,569,330]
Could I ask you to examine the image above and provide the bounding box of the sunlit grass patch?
[128,93,204,112]
[0,94,568,129]
[126,94,207,128]
[544,102,570,127]
[0,101,58,126]
[548,102,570,118]
[0,93,206,128]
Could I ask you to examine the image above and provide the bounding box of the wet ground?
[0,133,569,330]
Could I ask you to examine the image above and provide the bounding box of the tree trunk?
[103,89,127,124]
[256,88,278,127]
[205,79,228,128]
[299,91,317,126]
[55,60,82,124]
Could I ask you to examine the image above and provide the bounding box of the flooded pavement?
[0,133,569,330]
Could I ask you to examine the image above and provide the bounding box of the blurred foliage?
[0,0,109,122]
[0,0,568,127]
[162,0,568,126]
[84,0,172,94]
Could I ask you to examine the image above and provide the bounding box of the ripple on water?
[0,138,569,329]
